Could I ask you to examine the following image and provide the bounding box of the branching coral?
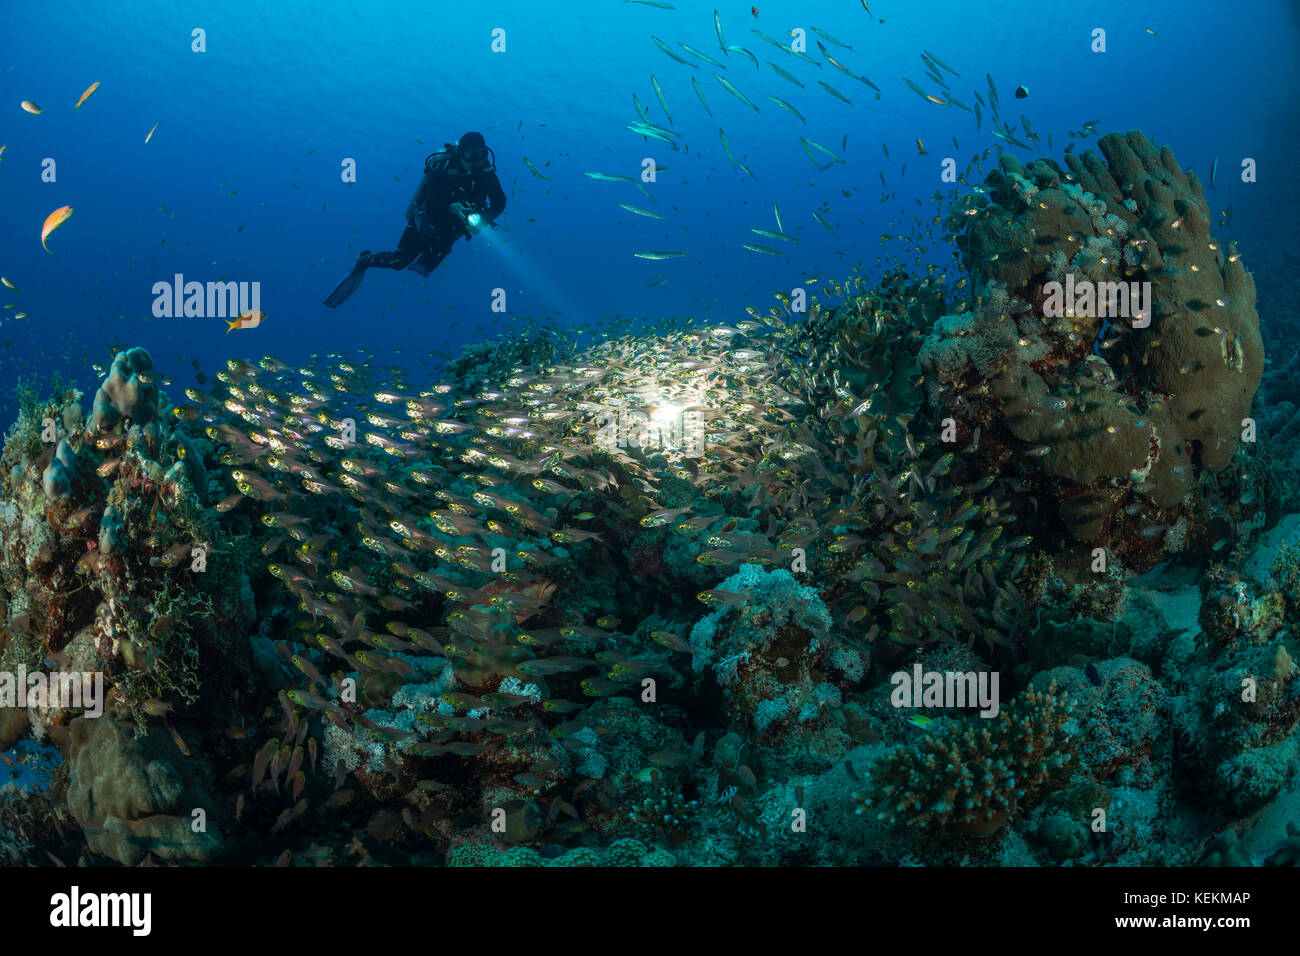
[856,683,1076,835]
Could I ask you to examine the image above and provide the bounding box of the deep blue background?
[0,0,1296,424]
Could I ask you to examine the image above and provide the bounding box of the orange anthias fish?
[41,205,73,252]
[226,309,266,333]
[73,81,100,111]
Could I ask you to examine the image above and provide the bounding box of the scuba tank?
[425,145,456,174]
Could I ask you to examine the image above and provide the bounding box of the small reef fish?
[692,75,712,116]
[73,81,100,111]
[817,80,852,106]
[522,156,550,180]
[41,206,73,252]
[769,61,804,87]
[765,94,805,122]
[650,74,672,125]
[226,309,266,334]
[619,203,666,220]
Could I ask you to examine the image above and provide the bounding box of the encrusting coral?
[66,714,223,865]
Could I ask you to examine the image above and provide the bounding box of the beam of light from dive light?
[471,221,581,323]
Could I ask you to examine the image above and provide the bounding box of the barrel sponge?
[41,438,78,501]
[86,347,159,434]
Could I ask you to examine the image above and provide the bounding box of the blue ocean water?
[0,0,1295,424]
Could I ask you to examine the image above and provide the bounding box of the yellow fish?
[145,120,159,143]
[0,277,15,290]
[226,309,266,333]
[41,205,73,252]
[73,81,100,111]
[20,100,41,115]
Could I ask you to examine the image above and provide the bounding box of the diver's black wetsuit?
[323,132,508,307]
[367,148,508,276]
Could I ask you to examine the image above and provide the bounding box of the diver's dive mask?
[456,143,495,173]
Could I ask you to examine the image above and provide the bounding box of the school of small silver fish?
[174,250,1035,846]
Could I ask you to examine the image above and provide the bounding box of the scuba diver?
[324,131,507,307]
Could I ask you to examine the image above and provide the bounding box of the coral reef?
[41,439,78,502]
[0,351,255,862]
[1031,658,1165,783]
[447,837,676,867]
[0,126,1288,870]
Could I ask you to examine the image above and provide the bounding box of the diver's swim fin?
[324,264,366,308]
